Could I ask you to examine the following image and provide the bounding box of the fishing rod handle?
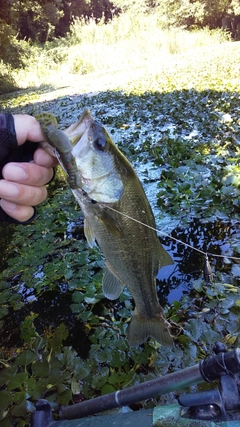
[60,349,240,420]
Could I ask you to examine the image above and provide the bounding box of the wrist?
[0,114,18,165]
[6,114,18,148]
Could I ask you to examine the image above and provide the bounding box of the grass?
[2,11,230,93]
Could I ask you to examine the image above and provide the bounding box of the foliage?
[0,21,27,70]
[0,20,240,427]
[154,0,229,29]
[0,14,229,92]
[0,63,19,95]
[0,0,236,73]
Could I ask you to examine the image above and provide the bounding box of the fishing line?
[104,205,240,262]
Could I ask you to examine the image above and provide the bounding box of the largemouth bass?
[36,110,174,347]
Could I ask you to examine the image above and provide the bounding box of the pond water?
[0,208,238,359]
[158,218,239,304]
[0,122,239,357]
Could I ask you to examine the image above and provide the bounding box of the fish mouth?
[64,109,93,142]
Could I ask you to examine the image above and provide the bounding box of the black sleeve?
[0,113,37,177]
[0,113,18,171]
[0,113,37,224]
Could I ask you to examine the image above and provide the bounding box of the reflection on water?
[157,218,239,305]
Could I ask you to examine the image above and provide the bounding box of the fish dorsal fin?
[84,218,96,247]
[102,265,124,300]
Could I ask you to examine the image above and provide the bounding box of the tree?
[13,0,64,43]
[155,0,232,29]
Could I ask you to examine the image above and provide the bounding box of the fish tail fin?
[127,312,173,347]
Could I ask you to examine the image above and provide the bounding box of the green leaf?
[32,360,51,377]
[13,391,30,405]
[71,378,81,395]
[0,390,13,411]
[48,368,64,384]
[184,319,202,342]
[231,264,240,277]
[72,291,84,303]
[0,307,9,319]
[201,327,222,344]
[101,383,116,395]
[84,296,100,304]
[11,399,35,417]
[74,364,90,380]
[0,416,13,427]
[58,389,72,405]
[0,366,18,387]
[0,290,11,305]
[16,350,38,366]
[7,372,28,391]
[50,324,69,349]
[30,378,49,401]
[192,279,204,292]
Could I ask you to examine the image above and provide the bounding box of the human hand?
[0,115,57,223]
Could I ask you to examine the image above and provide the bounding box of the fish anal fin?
[127,311,173,347]
[158,244,174,268]
[102,266,124,300]
[84,218,95,247]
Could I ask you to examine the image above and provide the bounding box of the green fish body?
[37,110,174,347]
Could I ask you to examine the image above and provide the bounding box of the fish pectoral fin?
[127,311,173,347]
[84,218,96,247]
[102,266,124,300]
[98,209,122,237]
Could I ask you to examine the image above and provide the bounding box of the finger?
[2,162,54,187]
[0,180,47,206]
[33,147,58,168]
[14,115,45,146]
[0,200,35,222]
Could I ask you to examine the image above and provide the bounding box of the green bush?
[0,62,19,94]
[0,12,231,93]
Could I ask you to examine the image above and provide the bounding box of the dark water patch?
[0,306,25,349]
[0,224,16,271]
[157,218,239,304]
[66,217,85,239]
[0,284,91,359]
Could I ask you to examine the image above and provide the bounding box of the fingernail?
[0,181,19,197]
[4,164,27,181]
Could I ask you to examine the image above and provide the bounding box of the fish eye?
[93,137,107,151]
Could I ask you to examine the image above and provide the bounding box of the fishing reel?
[179,343,240,423]
[31,343,240,427]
